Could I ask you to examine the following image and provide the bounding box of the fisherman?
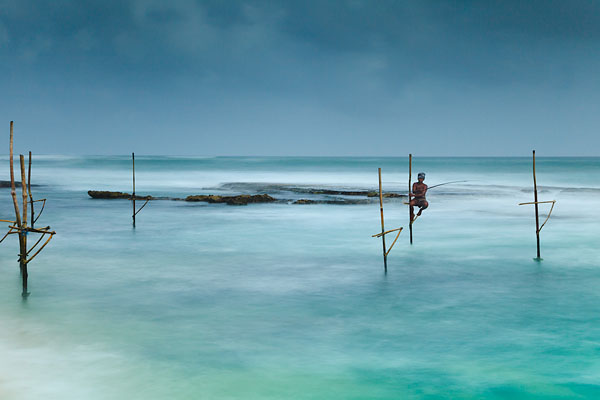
[410,172,428,221]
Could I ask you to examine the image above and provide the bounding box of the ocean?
[1,156,600,399]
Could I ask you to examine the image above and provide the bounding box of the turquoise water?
[1,156,600,399]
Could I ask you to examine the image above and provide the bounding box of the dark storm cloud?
[1,1,599,155]
[4,0,599,83]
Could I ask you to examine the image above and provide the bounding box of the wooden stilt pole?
[532,150,541,260]
[132,152,136,227]
[28,151,34,229]
[378,168,387,272]
[5,122,56,297]
[19,154,29,296]
[408,154,413,244]
[9,122,27,295]
[9,122,22,229]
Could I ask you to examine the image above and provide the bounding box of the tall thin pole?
[533,150,541,259]
[132,152,136,227]
[378,168,387,272]
[9,122,21,228]
[408,154,413,244]
[10,122,27,295]
[28,151,34,229]
[21,155,28,231]
[20,154,29,296]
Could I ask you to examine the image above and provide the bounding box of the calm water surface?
[1,156,600,399]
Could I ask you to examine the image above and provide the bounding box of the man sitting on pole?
[409,172,428,221]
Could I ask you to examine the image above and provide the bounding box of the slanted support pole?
[378,168,387,272]
[408,154,413,244]
[132,152,136,227]
[532,150,541,260]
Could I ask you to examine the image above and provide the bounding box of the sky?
[1,0,599,156]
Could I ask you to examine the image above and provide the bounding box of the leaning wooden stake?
[408,154,413,244]
[378,168,388,272]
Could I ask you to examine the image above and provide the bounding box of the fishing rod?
[402,180,469,203]
[427,180,470,190]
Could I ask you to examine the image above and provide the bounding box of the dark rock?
[291,188,375,196]
[299,189,403,198]
[299,189,404,198]
[0,180,39,188]
[293,199,317,204]
[367,192,405,198]
[185,194,276,206]
[293,198,370,205]
[88,190,153,200]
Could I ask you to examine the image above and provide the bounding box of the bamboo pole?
[408,154,413,244]
[20,154,29,296]
[21,155,28,228]
[9,122,21,228]
[532,150,541,260]
[132,152,136,227]
[28,151,34,228]
[9,123,27,295]
[378,168,387,272]
[5,122,54,296]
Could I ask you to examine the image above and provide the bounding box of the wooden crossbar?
[518,200,556,233]
[518,200,556,206]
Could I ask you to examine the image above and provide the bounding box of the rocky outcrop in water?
[293,199,316,204]
[88,191,154,200]
[88,186,403,206]
[0,180,39,188]
[217,183,405,198]
[185,194,276,206]
[293,198,370,205]
[283,188,403,198]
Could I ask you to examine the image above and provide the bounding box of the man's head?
[418,172,425,182]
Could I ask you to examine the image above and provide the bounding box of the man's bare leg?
[416,201,428,217]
